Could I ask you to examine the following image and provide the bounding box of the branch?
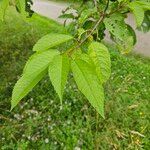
[79,0,110,46]
[67,0,110,56]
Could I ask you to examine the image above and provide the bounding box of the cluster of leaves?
[0,0,34,20]
[0,0,150,117]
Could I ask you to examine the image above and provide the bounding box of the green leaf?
[128,0,150,28]
[71,57,104,117]
[138,10,150,33]
[104,13,128,41]
[15,0,27,16]
[0,0,9,21]
[11,49,59,110]
[116,36,134,54]
[127,24,137,45]
[59,13,75,19]
[136,1,150,10]
[78,8,97,25]
[49,54,70,104]
[97,23,106,41]
[77,28,86,40]
[33,33,73,52]
[128,1,150,27]
[129,4,144,27]
[104,13,135,52]
[11,70,46,110]
[88,42,111,83]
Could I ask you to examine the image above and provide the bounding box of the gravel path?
[32,0,150,57]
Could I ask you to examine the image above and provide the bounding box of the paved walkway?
[32,0,150,57]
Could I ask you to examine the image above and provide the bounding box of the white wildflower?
[74,147,81,150]
[45,138,49,144]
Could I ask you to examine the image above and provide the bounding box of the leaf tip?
[59,96,63,106]
[99,109,105,119]
[101,113,105,119]
[10,97,17,111]
[10,104,14,111]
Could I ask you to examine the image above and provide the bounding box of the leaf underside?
[11,49,59,109]
[49,55,70,104]
[88,42,111,83]
[71,58,104,117]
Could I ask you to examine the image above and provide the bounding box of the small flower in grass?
[81,129,84,133]
[120,75,123,78]
[47,118,51,121]
[20,104,24,109]
[74,147,81,150]
[50,100,54,104]
[27,136,31,140]
[30,98,34,102]
[67,120,71,125]
[45,138,49,144]
[14,114,21,120]
[73,98,77,102]
[47,116,51,121]
[135,139,141,145]
[2,137,5,141]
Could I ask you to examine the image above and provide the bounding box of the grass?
[0,7,150,150]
